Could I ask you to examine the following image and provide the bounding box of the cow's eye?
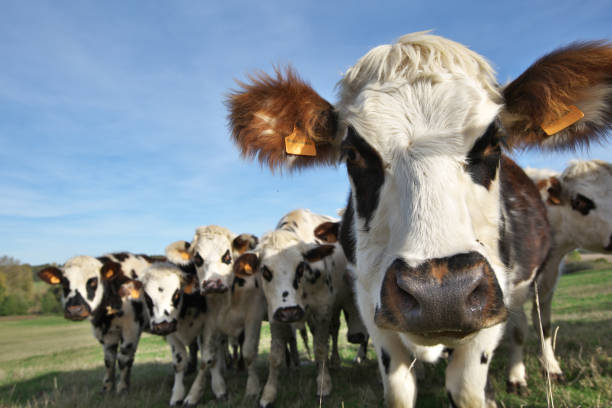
[172,289,180,307]
[221,250,232,265]
[87,277,98,288]
[262,265,273,282]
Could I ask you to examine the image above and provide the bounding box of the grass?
[0,264,610,407]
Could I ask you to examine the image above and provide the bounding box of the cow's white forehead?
[62,255,101,285]
[191,226,233,259]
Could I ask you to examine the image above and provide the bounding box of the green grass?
[0,266,610,407]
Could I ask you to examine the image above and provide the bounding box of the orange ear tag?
[541,105,584,136]
[50,276,60,284]
[130,288,140,299]
[243,264,252,274]
[285,128,317,157]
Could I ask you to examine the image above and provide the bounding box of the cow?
[164,226,264,406]
[314,221,370,365]
[37,252,157,394]
[226,32,612,407]
[233,208,350,407]
[500,159,612,393]
[118,261,211,406]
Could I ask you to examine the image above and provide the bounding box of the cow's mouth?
[64,305,90,321]
[201,279,228,294]
[150,320,178,335]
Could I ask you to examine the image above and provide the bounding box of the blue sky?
[1,0,610,265]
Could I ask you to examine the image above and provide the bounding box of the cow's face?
[228,33,612,345]
[38,256,104,320]
[139,264,197,335]
[538,160,612,251]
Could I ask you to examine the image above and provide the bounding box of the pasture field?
[0,266,610,408]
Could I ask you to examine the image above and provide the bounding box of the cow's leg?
[186,339,198,375]
[209,339,227,400]
[299,326,312,361]
[242,316,263,397]
[446,324,504,408]
[312,316,332,398]
[532,253,565,382]
[184,326,216,406]
[260,322,288,408]
[168,335,189,406]
[355,336,369,364]
[101,340,118,393]
[506,281,532,395]
[329,307,341,368]
[116,325,141,394]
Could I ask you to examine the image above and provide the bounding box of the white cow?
[164,226,264,406]
[234,209,347,407]
[227,32,612,407]
[38,252,156,394]
[502,159,612,392]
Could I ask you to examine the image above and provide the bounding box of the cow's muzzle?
[374,252,507,338]
[273,306,305,323]
[150,320,178,335]
[64,304,90,321]
[201,279,228,294]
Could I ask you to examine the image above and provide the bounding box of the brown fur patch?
[546,176,563,205]
[232,234,258,255]
[314,221,340,243]
[226,67,339,170]
[502,41,612,150]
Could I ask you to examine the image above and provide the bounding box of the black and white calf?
[227,32,612,407]
[234,209,347,407]
[164,226,264,406]
[502,159,612,392]
[38,253,156,393]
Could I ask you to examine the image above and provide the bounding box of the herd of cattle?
[38,32,611,407]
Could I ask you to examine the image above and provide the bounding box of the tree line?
[0,255,62,316]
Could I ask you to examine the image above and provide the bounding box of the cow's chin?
[64,311,90,321]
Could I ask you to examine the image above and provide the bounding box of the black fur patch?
[194,253,204,267]
[113,252,130,262]
[340,196,356,264]
[465,122,501,189]
[481,352,488,364]
[120,343,133,355]
[86,277,98,301]
[262,265,273,282]
[343,127,384,230]
[380,348,390,375]
[571,194,596,215]
[132,300,145,328]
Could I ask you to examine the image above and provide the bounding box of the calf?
[38,252,155,393]
[502,159,612,392]
[227,32,612,407]
[165,226,264,406]
[234,209,345,407]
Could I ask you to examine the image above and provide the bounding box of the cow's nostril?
[467,281,488,313]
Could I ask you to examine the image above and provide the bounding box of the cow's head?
[227,32,612,345]
[166,226,258,295]
[531,160,612,251]
[132,263,197,335]
[38,255,109,320]
[234,230,320,323]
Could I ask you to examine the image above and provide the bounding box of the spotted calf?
[38,252,157,393]
[227,32,612,407]
[234,209,346,407]
[501,160,612,393]
[164,226,264,406]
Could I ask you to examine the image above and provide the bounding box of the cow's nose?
[150,320,178,335]
[374,252,507,338]
[273,306,305,323]
[201,279,228,294]
[65,305,89,320]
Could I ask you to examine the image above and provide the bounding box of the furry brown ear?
[227,66,339,170]
[233,253,259,278]
[38,267,62,285]
[118,280,143,299]
[303,244,335,263]
[501,41,612,150]
[314,221,340,243]
[101,261,122,281]
[232,234,259,255]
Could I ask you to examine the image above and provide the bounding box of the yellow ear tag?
[106,306,118,315]
[130,288,140,299]
[541,105,584,136]
[105,269,114,279]
[285,127,317,157]
[50,276,60,284]
[180,251,190,261]
[243,264,252,274]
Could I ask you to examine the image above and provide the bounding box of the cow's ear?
[166,241,192,265]
[227,66,340,171]
[101,261,122,281]
[314,221,340,243]
[232,234,259,255]
[38,267,62,285]
[501,41,612,150]
[182,273,198,295]
[304,244,335,263]
[233,253,259,278]
[118,280,143,299]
